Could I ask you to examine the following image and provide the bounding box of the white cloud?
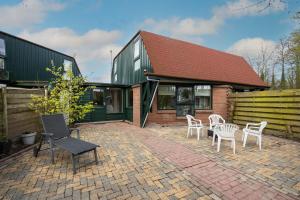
[141,0,286,42]
[227,37,276,59]
[19,28,123,82]
[0,0,65,29]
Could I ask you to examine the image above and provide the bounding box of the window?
[63,59,72,72]
[177,87,193,105]
[93,89,104,106]
[157,85,176,109]
[114,60,117,73]
[0,39,6,57]
[194,85,211,109]
[134,59,140,71]
[113,60,117,82]
[0,58,4,70]
[126,88,133,107]
[106,88,123,113]
[134,39,140,58]
[176,87,194,116]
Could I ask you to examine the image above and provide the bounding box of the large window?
[93,89,104,106]
[0,38,6,57]
[134,39,140,59]
[106,88,123,113]
[63,59,72,72]
[157,85,176,110]
[195,85,211,110]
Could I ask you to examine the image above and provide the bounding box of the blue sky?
[0,0,299,82]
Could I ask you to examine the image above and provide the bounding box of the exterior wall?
[111,34,152,85]
[132,84,141,127]
[0,31,80,82]
[147,85,232,126]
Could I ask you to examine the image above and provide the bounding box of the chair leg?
[259,136,262,150]
[217,137,221,152]
[197,129,200,140]
[212,133,215,146]
[33,136,43,157]
[232,140,236,154]
[241,132,244,142]
[243,133,248,148]
[72,154,76,174]
[94,149,99,164]
[187,128,190,138]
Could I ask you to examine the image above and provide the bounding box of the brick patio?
[0,122,299,200]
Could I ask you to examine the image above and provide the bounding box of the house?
[84,30,267,127]
[0,31,81,87]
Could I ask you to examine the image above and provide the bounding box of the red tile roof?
[140,31,268,87]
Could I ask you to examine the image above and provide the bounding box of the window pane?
[0,39,5,56]
[63,59,72,72]
[134,59,140,71]
[177,87,193,104]
[134,39,140,58]
[176,105,193,116]
[106,88,123,113]
[0,58,4,69]
[195,85,211,109]
[158,85,176,109]
[93,89,104,106]
[114,60,117,74]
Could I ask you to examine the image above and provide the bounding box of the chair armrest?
[69,128,80,139]
[246,123,261,129]
[196,119,202,126]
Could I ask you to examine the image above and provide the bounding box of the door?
[105,88,124,120]
[92,88,106,121]
[176,86,194,116]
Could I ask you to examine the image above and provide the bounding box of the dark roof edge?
[0,31,82,75]
[144,72,269,88]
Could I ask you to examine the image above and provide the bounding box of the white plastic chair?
[209,114,225,144]
[213,123,239,154]
[242,121,267,150]
[186,114,204,140]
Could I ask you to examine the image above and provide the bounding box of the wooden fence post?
[1,86,8,138]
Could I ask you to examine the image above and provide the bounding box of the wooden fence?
[228,89,300,140]
[0,87,45,140]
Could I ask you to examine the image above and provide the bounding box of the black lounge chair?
[33,114,99,174]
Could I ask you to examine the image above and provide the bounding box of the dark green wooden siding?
[0,31,80,82]
[111,35,152,85]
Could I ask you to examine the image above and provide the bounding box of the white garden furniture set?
[186,114,267,154]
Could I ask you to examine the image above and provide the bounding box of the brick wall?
[147,85,232,126]
[132,84,141,127]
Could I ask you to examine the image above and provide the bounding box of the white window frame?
[0,38,6,57]
[63,59,73,72]
[134,38,140,59]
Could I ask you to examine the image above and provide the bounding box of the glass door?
[106,88,123,114]
[176,86,194,116]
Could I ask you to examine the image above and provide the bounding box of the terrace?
[0,122,299,200]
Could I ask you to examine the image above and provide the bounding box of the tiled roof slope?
[140,31,267,87]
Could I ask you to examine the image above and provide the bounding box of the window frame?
[0,38,6,58]
[157,84,213,113]
[157,84,176,110]
[194,85,212,110]
[133,37,141,72]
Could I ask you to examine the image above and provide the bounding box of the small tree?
[30,66,93,125]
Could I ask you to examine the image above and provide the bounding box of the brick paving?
[0,122,299,200]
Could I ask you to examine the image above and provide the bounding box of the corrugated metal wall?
[0,32,80,82]
[111,34,152,85]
